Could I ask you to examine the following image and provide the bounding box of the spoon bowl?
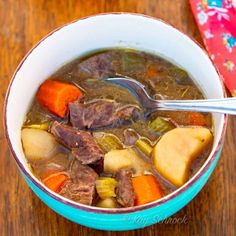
[106,77,236,115]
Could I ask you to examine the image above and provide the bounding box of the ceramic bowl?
[4,13,227,230]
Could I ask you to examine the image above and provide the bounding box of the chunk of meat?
[51,121,104,164]
[75,51,120,80]
[71,146,103,167]
[115,169,135,207]
[123,129,139,146]
[69,100,140,129]
[115,106,140,127]
[59,161,98,205]
[88,158,104,175]
[69,100,115,129]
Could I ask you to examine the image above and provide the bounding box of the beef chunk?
[71,146,103,166]
[115,169,135,207]
[69,100,115,129]
[115,105,140,126]
[123,129,139,146]
[51,121,104,164]
[75,51,120,80]
[69,100,140,129]
[88,158,104,175]
[59,161,98,205]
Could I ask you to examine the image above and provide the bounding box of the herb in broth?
[21,48,213,208]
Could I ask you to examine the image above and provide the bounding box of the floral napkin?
[190,0,236,96]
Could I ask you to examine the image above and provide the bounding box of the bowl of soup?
[4,13,227,230]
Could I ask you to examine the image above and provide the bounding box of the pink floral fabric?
[190,0,236,96]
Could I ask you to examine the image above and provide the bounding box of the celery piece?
[94,133,123,153]
[96,177,117,199]
[135,138,153,157]
[23,122,50,131]
[148,117,175,134]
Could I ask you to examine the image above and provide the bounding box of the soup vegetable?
[21,49,213,208]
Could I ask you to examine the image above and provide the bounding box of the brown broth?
[23,48,213,205]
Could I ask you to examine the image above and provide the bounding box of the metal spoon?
[106,77,236,115]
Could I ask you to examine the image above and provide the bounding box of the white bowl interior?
[6,13,225,200]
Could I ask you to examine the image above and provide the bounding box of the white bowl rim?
[4,12,228,214]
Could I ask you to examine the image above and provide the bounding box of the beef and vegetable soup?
[21,49,213,208]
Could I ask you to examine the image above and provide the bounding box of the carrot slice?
[132,175,163,206]
[37,79,83,117]
[43,173,68,192]
[188,112,206,126]
[146,64,159,79]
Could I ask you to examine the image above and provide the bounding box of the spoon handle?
[155,97,236,115]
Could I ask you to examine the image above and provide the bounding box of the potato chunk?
[104,149,132,174]
[104,148,150,175]
[21,128,58,160]
[96,197,119,208]
[153,127,213,187]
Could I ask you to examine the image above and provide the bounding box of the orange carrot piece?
[132,175,163,206]
[188,112,206,126]
[37,79,83,118]
[40,169,61,180]
[146,64,159,79]
[43,173,68,192]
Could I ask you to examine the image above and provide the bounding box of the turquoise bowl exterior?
[22,148,222,231]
